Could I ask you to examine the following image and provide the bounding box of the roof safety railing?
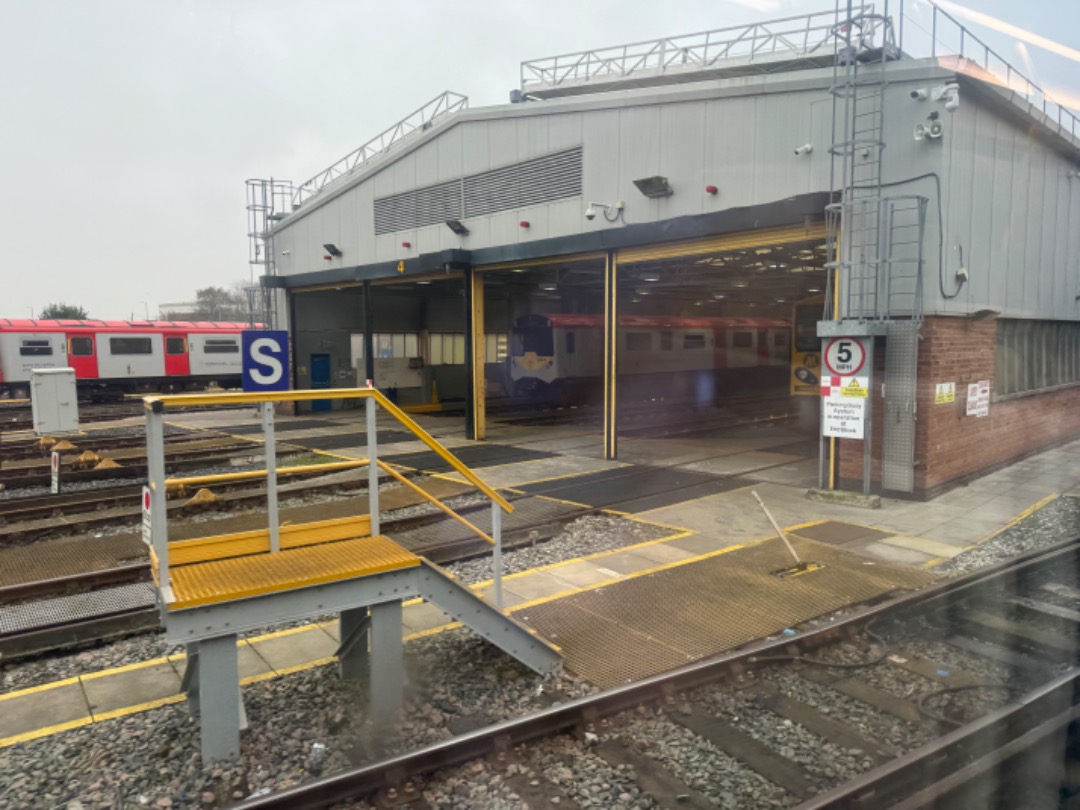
[291,91,468,209]
[899,1,1079,143]
[143,387,513,609]
[519,6,875,92]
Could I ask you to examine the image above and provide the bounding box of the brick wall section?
[839,316,1080,498]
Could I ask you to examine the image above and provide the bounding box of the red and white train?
[0,319,250,399]
[510,313,790,402]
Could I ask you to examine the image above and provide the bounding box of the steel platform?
[516,537,935,688]
[167,535,420,610]
[517,464,747,512]
[384,443,554,473]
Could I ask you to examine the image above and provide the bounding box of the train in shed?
[0,319,250,399]
[510,313,791,404]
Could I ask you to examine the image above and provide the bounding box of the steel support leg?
[195,634,243,761]
[337,606,370,681]
[369,600,404,721]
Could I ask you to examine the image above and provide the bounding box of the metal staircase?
[824,1,926,494]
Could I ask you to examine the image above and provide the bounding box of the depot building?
[257,7,1080,500]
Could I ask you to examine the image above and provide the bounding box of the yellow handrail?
[377,460,494,545]
[165,459,366,489]
[143,388,513,513]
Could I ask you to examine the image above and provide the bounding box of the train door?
[164,334,190,377]
[66,332,98,380]
[310,353,331,412]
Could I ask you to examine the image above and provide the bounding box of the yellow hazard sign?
[935,382,956,404]
[840,377,868,398]
[397,260,405,274]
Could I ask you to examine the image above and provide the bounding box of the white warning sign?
[824,397,867,439]
[50,451,61,495]
[142,486,152,546]
[966,380,990,417]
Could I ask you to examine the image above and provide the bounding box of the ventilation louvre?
[373,147,582,235]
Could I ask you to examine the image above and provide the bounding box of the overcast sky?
[1,0,1075,321]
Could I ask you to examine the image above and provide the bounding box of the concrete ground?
[3,405,1078,749]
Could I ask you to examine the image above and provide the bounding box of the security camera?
[944,95,959,113]
[956,266,969,282]
[585,204,597,221]
[910,88,929,101]
[281,250,290,256]
[793,144,813,156]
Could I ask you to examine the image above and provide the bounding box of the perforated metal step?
[0,583,156,635]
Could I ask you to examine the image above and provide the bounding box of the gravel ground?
[0,627,589,810]
[761,666,937,753]
[936,495,1080,577]
[446,514,672,586]
[617,713,793,808]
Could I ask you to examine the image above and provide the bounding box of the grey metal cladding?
[374,179,463,235]
[464,147,583,217]
[372,147,582,234]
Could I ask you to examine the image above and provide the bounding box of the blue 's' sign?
[242,330,290,392]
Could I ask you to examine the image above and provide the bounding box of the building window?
[626,332,651,351]
[204,339,239,354]
[485,333,509,362]
[165,337,186,355]
[660,331,673,351]
[996,319,1080,396]
[109,337,153,355]
[684,333,707,350]
[19,339,53,357]
[430,333,465,365]
[69,337,93,356]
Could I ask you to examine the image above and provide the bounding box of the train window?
[19,339,52,356]
[732,332,753,348]
[758,331,768,347]
[660,332,673,351]
[165,337,186,355]
[110,337,153,355]
[512,325,554,357]
[204,339,239,354]
[773,332,789,347]
[683,334,707,350]
[565,332,576,354]
[626,332,651,351]
[69,337,93,356]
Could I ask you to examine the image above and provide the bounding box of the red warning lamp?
[323,255,332,260]
[705,185,718,195]
[519,220,530,228]
[401,241,412,248]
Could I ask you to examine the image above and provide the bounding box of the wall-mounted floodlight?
[322,243,342,257]
[793,144,813,156]
[970,309,1001,320]
[633,175,674,198]
[445,219,469,236]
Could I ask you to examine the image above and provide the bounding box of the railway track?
[223,536,1080,810]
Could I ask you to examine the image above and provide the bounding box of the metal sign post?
[821,336,874,495]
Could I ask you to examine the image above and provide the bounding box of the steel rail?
[231,536,1080,810]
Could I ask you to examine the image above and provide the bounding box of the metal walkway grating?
[0,534,147,588]
[391,497,583,553]
[384,444,554,474]
[1,583,156,635]
[516,538,934,689]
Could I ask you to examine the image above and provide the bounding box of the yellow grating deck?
[168,516,372,567]
[167,535,419,610]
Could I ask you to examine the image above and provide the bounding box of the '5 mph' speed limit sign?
[824,337,869,377]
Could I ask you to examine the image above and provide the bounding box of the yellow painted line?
[271,656,338,678]
[785,519,830,533]
[0,716,94,748]
[0,674,82,701]
[91,694,186,723]
[506,540,758,614]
